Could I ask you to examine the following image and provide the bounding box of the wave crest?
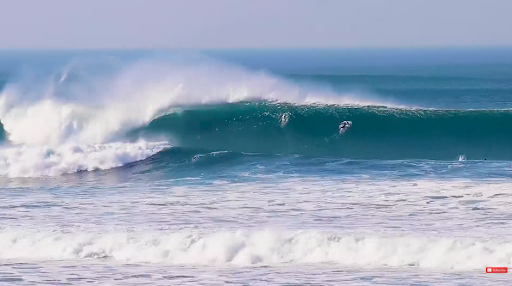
[0,54,396,177]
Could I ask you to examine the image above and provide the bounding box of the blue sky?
[0,0,511,49]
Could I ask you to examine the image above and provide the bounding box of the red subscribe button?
[486,267,508,273]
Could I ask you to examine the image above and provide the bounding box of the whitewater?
[1,49,512,285]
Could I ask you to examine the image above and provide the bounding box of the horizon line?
[1,45,512,52]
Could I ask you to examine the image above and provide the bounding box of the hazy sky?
[0,0,511,49]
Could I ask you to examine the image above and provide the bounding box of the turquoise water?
[0,49,511,285]
[129,104,512,160]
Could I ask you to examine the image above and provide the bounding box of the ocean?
[0,48,511,285]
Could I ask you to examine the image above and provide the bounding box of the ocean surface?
[0,48,512,285]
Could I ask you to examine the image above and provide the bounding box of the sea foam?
[0,141,169,177]
[0,228,510,270]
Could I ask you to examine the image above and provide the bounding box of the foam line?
[0,141,169,177]
[0,229,510,269]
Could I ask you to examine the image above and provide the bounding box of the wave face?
[1,229,510,270]
[132,103,512,160]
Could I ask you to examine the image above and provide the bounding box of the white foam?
[0,141,169,177]
[0,228,510,270]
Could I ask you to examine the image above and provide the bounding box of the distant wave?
[0,228,510,270]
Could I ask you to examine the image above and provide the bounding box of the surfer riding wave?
[339,121,352,134]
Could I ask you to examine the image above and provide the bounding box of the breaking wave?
[0,55,390,147]
[1,53,510,178]
[0,228,510,270]
[0,54,394,177]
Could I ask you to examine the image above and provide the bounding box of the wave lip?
[0,229,510,270]
[0,141,170,178]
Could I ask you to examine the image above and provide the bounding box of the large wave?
[0,55,390,147]
[1,54,510,178]
[0,54,393,177]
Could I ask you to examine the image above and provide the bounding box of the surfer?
[339,121,352,134]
